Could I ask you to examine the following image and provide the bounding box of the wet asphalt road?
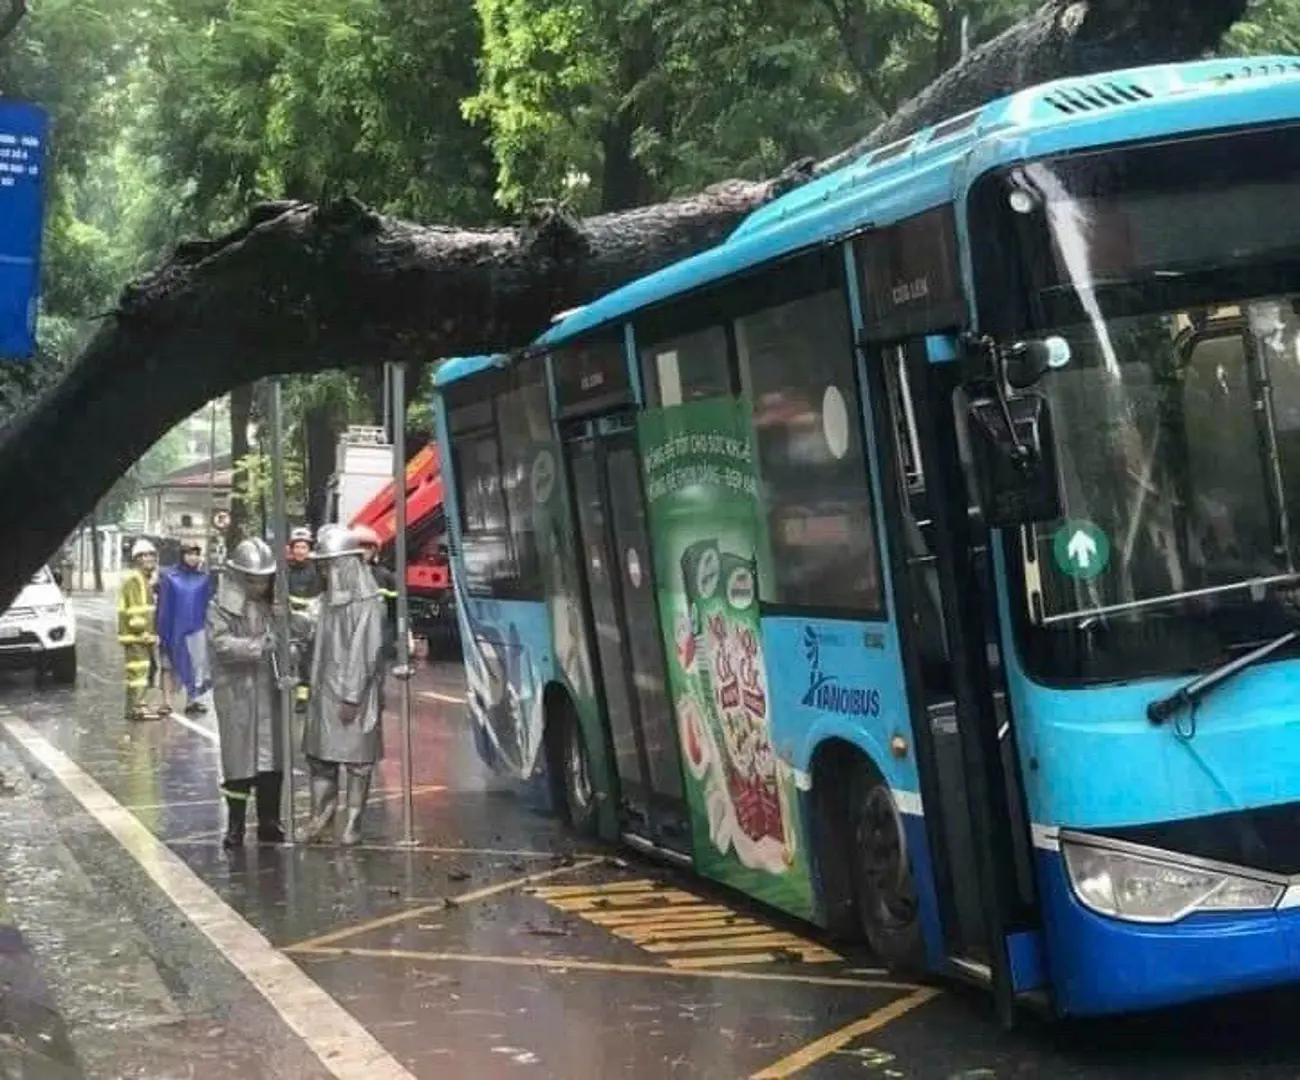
[0,595,1297,1077]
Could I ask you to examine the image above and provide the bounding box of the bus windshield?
[968,124,1300,683]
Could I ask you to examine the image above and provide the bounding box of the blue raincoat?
[157,563,215,699]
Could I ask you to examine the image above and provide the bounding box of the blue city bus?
[433,56,1300,1020]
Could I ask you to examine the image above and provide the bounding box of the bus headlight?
[1061,839,1283,923]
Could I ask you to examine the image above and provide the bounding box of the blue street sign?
[0,101,47,361]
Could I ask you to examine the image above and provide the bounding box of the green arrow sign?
[1052,520,1110,580]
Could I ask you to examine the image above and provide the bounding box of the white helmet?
[311,523,365,561]
[130,538,156,559]
[289,526,313,544]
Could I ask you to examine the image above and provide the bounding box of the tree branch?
[0,0,27,47]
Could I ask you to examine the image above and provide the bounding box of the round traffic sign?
[1052,520,1110,580]
[211,509,231,530]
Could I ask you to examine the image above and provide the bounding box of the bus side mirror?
[965,392,1063,527]
[1003,336,1072,390]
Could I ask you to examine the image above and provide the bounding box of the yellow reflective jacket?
[117,569,158,646]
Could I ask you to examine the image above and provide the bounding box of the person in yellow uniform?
[118,539,170,721]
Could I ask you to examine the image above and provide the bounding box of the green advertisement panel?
[639,397,815,921]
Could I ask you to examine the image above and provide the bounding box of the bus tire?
[849,765,925,972]
[559,703,598,838]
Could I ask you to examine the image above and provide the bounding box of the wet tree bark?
[0,0,1250,608]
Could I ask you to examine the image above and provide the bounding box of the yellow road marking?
[623,923,791,944]
[585,906,740,926]
[530,875,842,969]
[643,932,815,955]
[668,952,786,969]
[283,859,603,952]
[545,889,708,910]
[529,879,663,898]
[749,986,942,1077]
[293,945,920,992]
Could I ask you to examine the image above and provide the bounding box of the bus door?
[563,412,692,860]
[856,211,1038,1025]
[871,336,1040,1021]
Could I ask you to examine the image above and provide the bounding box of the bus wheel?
[850,767,924,971]
[560,705,598,837]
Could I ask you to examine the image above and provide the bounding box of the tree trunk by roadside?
[88,509,102,594]
[226,383,253,549]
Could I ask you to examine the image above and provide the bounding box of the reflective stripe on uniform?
[220,786,253,802]
[125,679,149,690]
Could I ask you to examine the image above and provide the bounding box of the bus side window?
[736,288,885,616]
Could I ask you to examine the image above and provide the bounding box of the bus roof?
[432,354,506,390]
[435,54,1300,392]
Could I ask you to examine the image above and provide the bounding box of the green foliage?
[96,422,194,523]
[232,450,306,534]
[464,0,1041,211]
[1223,0,1300,53]
[140,0,498,223]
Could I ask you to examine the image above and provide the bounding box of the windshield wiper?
[1146,630,1300,724]
[1043,573,1300,628]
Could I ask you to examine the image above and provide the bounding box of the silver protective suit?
[303,554,385,763]
[301,552,385,844]
[207,571,282,781]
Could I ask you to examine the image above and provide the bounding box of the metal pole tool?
[267,378,297,843]
[389,362,417,845]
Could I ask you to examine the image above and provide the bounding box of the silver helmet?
[226,537,277,576]
[312,523,364,561]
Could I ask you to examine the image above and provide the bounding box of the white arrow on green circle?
[1066,529,1098,569]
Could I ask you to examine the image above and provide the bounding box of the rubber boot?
[302,759,338,844]
[222,779,254,849]
[256,771,286,844]
[340,765,373,847]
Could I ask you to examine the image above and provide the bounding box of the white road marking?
[167,710,219,744]
[418,690,465,705]
[0,713,417,1080]
[74,667,219,744]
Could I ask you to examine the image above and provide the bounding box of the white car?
[0,566,77,684]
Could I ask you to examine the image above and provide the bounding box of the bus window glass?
[736,289,883,615]
[458,434,505,533]
[452,429,518,595]
[642,326,730,407]
[969,130,1300,681]
[1006,300,1300,681]
[495,371,551,594]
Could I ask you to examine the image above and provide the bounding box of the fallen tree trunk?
[0,0,1248,608]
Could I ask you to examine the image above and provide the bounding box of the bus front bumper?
[1040,847,1300,1016]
